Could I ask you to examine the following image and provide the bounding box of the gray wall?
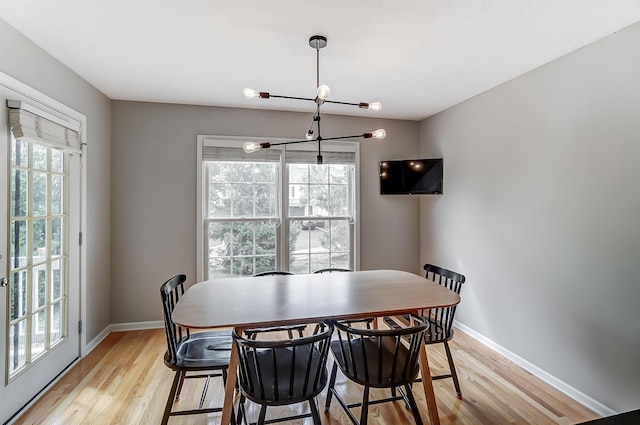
[0,19,112,343]
[419,22,640,412]
[110,101,420,323]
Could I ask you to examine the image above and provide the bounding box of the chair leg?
[403,384,424,425]
[199,375,211,408]
[444,341,462,398]
[325,362,339,413]
[257,405,267,425]
[161,371,181,425]
[309,398,322,425]
[360,386,370,425]
[175,370,186,400]
[237,394,248,425]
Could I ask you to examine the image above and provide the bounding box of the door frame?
[1,70,87,420]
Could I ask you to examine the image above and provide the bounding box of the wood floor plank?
[13,328,600,425]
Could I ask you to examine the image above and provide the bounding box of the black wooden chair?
[160,274,234,425]
[384,263,466,397]
[313,267,352,274]
[233,322,334,425]
[325,317,430,425]
[244,271,307,339]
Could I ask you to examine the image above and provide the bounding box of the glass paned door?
[0,82,81,424]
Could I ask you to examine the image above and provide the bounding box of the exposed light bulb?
[243,142,263,153]
[368,102,382,111]
[306,130,314,140]
[316,84,331,101]
[243,88,260,99]
[371,129,386,139]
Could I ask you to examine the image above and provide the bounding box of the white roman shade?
[284,149,355,165]
[202,145,282,162]
[8,99,81,154]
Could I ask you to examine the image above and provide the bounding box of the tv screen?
[379,158,443,195]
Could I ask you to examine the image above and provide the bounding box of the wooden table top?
[172,269,460,329]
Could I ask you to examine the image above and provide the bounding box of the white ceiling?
[2,1,640,121]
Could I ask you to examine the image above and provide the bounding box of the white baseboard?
[454,320,616,418]
[83,321,163,355]
[109,320,164,332]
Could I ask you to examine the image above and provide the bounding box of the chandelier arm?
[268,138,319,147]
[268,94,317,102]
[318,134,369,142]
[322,100,362,107]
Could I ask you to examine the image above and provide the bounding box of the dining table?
[172,269,460,425]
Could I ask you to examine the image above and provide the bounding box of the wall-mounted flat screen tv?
[379,158,443,195]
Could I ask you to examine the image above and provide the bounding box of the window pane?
[11,169,28,217]
[52,217,62,256]
[208,183,232,217]
[330,220,351,252]
[232,222,255,256]
[33,171,48,216]
[289,184,308,216]
[52,259,63,300]
[33,264,47,308]
[33,218,47,259]
[254,163,276,182]
[329,184,349,216]
[51,149,63,172]
[309,185,328,215]
[32,144,47,170]
[231,257,254,277]
[10,220,28,268]
[289,254,309,274]
[330,252,350,270]
[232,183,254,217]
[11,137,28,167]
[310,254,330,273]
[309,165,328,183]
[230,162,254,182]
[51,301,64,344]
[289,164,308,184]
[330,165,349,184]
[255,184,276,217]
[51,174,63,214]
[10,270,27,320]
[255,222,276,256]
[32,310,47,359]
[9,320,27,373]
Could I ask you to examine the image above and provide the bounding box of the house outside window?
[197,136,359,280]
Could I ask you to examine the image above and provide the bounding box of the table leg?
[418,343,440,425]
[221,337,239,425]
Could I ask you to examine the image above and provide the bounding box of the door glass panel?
[32,310,46,359]
[8,136,69,379]
[51,302,63,344]
[9,320,27,373]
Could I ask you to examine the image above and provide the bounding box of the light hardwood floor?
[13,327,600,425]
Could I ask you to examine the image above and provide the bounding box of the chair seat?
[167,330,232,370]
[241,345,328,404]
[330,337,420,388]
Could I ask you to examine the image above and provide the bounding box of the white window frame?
[196,135,360,281]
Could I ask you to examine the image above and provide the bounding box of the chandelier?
[242,35,386,164]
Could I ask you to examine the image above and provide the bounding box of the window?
[197,137,359,279]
